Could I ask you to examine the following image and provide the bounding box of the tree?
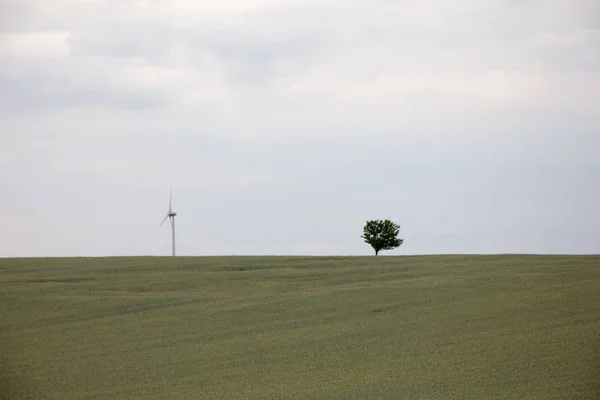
[362,219,404,256]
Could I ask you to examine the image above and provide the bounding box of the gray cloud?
[0,0,598,256]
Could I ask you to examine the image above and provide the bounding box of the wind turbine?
[160,183,177,256]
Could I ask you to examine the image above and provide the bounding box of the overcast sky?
[1,0,599,257]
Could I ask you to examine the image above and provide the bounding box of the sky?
[0,0,599,257]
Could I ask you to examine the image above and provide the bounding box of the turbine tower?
[160,183,177,256]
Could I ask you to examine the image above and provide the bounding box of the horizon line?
[1,253,599,260]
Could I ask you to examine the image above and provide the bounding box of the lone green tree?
[362,219,404,256]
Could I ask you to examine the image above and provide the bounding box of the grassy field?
[1,255,599,399]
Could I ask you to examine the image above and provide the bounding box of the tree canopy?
[362,219,404,256]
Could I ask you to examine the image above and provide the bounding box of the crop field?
[1,255,599,399]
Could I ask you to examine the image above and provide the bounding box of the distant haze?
[1,0,599,257]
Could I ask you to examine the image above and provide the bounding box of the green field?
[1,255,599,399]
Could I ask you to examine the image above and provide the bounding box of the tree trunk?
[375,249,379,256]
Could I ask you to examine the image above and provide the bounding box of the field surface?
[1,255,599,399]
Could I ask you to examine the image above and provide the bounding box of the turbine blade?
[160,215,169,226]
[169,182,173,213]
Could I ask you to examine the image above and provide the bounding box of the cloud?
[0,31,70,56]
[3,0,599,115]
[0,0,599,256]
